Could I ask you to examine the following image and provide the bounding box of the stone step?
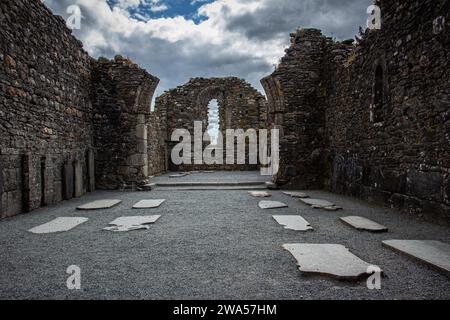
[154,185,268,191]
[155,181,268,187]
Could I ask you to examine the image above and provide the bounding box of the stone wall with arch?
[261,0,450,223]
[155,77,268,171]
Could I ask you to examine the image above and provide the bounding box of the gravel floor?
[0,172,449,300]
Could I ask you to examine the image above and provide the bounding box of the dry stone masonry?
[0,0,449,224]
[0,0,164,217]
[155,77,268,171]
[262,0,450,223]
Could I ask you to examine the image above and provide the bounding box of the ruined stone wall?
[0,0,165,217]
[0,0,94,217]
[326,0,450,222]
[156,77,267,171]
[261,29,329,189]
[262,0,449,222]
[91,56,160,189]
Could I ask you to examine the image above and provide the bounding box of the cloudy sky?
[44,0,372,104]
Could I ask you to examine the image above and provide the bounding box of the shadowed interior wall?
[0,0,94,217]
[91,57,160,189]
[261,0,450,222]
[0,0,164,217]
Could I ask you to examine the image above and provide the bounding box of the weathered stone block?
[74,160,83,198]
[0,162,4,217]
[88,149,95,192]
[406,170,443,202]
[63,162,74,200]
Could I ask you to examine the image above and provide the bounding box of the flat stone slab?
[249,191,271,198]
[273,216,313,231]
[77,200,122,210]
[169,173,188,178]
[283,191,309,198]
[29,217,88,234]
[340,216,388,232]
[283,244,378,280]
[104,215,161,232]
[132,199,166,209]
[300,198,342,211]
[258,201,288,209]
[382,240,450,276]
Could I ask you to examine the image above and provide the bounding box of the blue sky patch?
[106,0,215,22]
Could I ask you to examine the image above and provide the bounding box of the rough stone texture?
[262,0,450,223]
[0,0,165,217]
[0,162,3,214]
[283,243,378,280]
[91,56,161,189]
[382,240,450,276]
[156,77,267,172]
[0,0,95,217]
[261,29,327,190]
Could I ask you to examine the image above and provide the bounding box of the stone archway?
[155,77,267,171]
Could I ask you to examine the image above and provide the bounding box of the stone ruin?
[0,0,449,223]
[156,77,267,171]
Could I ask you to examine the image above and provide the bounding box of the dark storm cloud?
[223,0,373,40]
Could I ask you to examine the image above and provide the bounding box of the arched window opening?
[373,65,384,123]
[207,99,220,145]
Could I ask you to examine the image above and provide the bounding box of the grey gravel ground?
[0,172,449,300]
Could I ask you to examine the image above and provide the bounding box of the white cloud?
[44,0,371,104]
[150,4,168,13]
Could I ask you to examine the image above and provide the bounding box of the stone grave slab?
[282,243,377,280]
[29,217,88,234]
[63,163,74,200]
[74,160,83,198]
[104,215,161,232]
[382,240,450,276]
[133,199,166,209]
[249,191,271,198]
[299,198,342,211]
[283,191,309,199]
[273,216,313,231]
[259,201,288,209]
[169,173,188,178]
[340,216,388,232]
[77,199,122,210]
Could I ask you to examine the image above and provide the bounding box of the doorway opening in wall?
[207,99,220,146]
[40,156,46,207]
[373,65,384,123]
